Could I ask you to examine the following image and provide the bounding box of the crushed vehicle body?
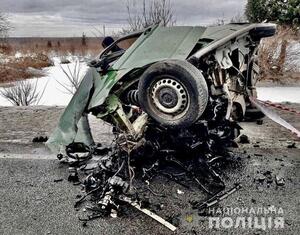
[47,23,276,154]
[46,23,277,228]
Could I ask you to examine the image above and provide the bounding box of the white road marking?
[0,153,57,160]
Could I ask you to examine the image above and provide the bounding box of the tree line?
[246,0,300,26]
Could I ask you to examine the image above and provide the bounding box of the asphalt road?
[0,106,299,235]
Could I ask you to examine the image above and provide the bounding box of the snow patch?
[257,87,300,103]
[0,58,88,106]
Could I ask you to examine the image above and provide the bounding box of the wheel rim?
[150,77,189,117]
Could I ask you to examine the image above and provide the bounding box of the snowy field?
[0,56,88,106]
[257,87,300,103]
[0,56,300,106]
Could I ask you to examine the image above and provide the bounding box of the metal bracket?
[215,48,233,69]
[98,95,148,139]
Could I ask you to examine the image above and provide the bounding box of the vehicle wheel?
[138,60,208,128]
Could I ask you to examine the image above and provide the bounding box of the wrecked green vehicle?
[46,23,277,227]
[47,23,276,157]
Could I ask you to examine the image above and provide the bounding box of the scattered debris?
[287,142,296,148]
[32,136,48,143]
[82,221,87,227]
[239,134,250,144]
[68,167,79,182]
[254,153,263,157]
[120,196,177,231]
[194,184,242,210]
[53,178,63,183]
[177,189,184,195]
[110,209,118,218]
[55,122,246,230]
[257,174,266,183]
[256,119,264,125]
[275,175,285,186]
[251,198,256,204]
[275,158,283,161]
[263,171,273,184]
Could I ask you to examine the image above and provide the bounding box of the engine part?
[126,90,139,106]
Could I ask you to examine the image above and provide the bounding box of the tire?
[138,60,208,128]
[244,56,265,121]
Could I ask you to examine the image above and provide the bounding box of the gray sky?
[0,0,247,37]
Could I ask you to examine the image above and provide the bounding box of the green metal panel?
[113,26,206,70]
[88,69,129,109]
[200,24,251,41]
[46,68,99,153]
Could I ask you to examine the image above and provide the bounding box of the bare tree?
[210,13,246,26]
[230,13,247,23]
[125,0,175,33]
[0,12,10,38]
[0,79,47,106]
[210,13,226,26]
[57,60,82,95]
[91,25,106,38]
[212,18,225,26]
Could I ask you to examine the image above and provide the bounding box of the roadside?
[257,77,300,87]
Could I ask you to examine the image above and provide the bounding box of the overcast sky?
[0,0,247,37]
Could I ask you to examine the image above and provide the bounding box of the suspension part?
[126,90,139,106]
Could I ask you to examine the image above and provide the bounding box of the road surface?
[0,105,299,235]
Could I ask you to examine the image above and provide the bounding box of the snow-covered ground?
[0,55,300,106]
[257,87,300,103]
[286,41,300,72]
[0,56,88,106]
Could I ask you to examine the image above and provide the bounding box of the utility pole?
[103,25,106,37]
